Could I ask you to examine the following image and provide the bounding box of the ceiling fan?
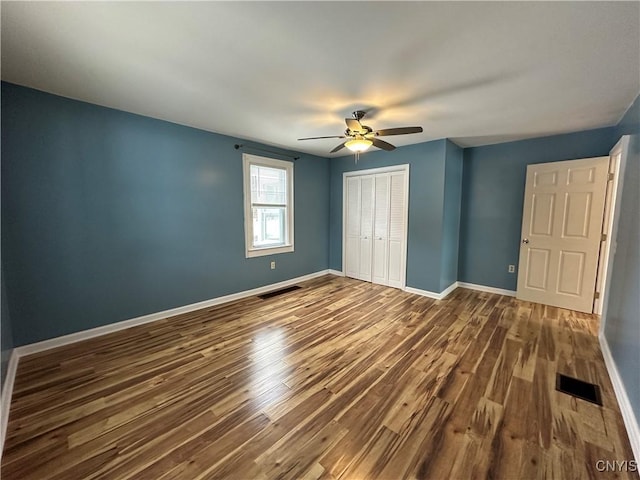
[298,110,423,154]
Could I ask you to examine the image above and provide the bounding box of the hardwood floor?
[1,275,635,479]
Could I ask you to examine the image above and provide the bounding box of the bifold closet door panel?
[345,177,361,279]
[358,176,374,281]
[372,174,390,285]
[387,172,406,288]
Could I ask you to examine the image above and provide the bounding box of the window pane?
[252,207,286,247]
[250,165,286,205]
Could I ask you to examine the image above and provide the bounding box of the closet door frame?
[342,164,410,289]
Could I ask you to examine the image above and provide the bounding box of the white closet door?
[387,172,406,289]
[343,166,408,289]
[359,176,374,281]
[345,177,361,278]
[372,174,390,285]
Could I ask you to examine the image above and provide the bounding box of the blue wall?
[1,265,13,392]
[458,127,617,290]
[1,82,330,346]
[440,140,463,291]
[604,94,640,431]
[329,140,449,293]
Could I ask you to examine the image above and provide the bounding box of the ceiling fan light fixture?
[345,138,372,153]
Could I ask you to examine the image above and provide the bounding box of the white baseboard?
[15,269,332,358]
[599,333,640,463]
[457,281,516,297]
[1,349,19,458]
[439,282,459,299]
[328,269,344,277]
[404,282,458,301]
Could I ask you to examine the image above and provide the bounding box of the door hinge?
[608,173,615,181]
[594,291,600,299]
[601,233,607,241]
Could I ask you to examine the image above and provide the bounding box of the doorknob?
[522,238,530,244]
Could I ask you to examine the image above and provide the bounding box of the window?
[243,154,294,257]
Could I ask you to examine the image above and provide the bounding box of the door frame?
[598,136,630,331]
[594,137,626,314]
[342,164,410,289]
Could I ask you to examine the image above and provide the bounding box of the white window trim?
[242,153,294,258]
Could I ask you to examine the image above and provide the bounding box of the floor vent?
[556,373,602,406]
[258,285,301,300]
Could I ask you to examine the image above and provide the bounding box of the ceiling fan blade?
[330,142,347,153]
[374,126,423,137]
[345,118,365,133]
[372,138,396,151]
[298,135,345,141]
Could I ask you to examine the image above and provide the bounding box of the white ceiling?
[2,2,639,157]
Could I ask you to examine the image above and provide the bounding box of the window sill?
[246,244,294,258]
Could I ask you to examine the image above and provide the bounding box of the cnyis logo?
[595,460,638,472]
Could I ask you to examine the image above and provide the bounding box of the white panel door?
[345,177,361,279]
[387,172,406,289]
[516,157,609,312]
[372,174,390,285]
[359,176,374,281]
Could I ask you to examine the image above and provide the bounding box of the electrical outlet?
[508,264,516,273]
[270,261,276,270]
